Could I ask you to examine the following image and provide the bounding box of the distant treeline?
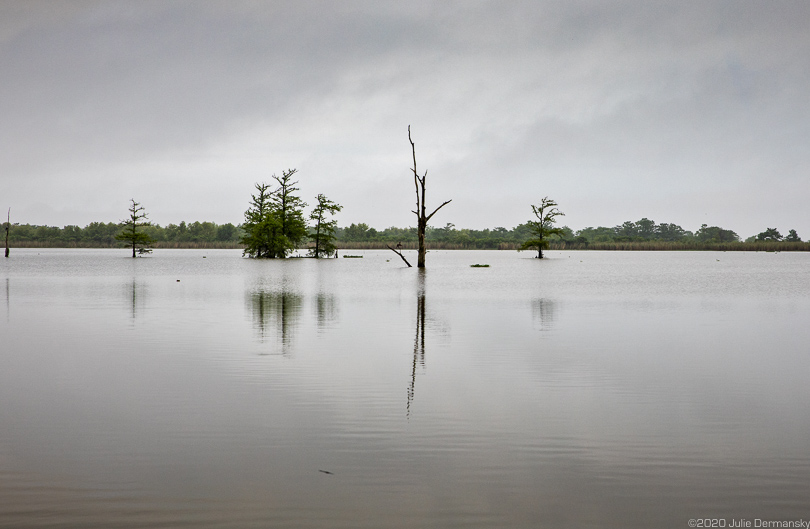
[334,219,807,250]
[6,221,243,248]
[5,218,808,251]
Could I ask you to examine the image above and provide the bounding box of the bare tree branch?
[387,244,412,267]
[426,200,452,222]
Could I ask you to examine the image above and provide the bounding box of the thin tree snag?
[387,244,412,267]
[4,208,9,258]
[408,125,451,268]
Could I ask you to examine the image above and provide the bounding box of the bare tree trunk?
[5,208,10,258]
[408,126,450,268]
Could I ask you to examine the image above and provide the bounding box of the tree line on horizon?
[3,216,803,249]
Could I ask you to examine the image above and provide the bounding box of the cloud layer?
[2,0,809,237]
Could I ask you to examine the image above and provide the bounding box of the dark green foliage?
[696,224,739,243]
[341,223,378,241]
[785,229,801,242]
[240,169,308,258]
[756,227,783,241]
[240,182,288,258]
[115,199,155,258]
[271,169,308,254]
[655,222,688,241]
[216,223,239,242]
[519,197,565,258]
[6,220,242,247]
[309,194,342,258]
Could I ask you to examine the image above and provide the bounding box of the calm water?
[1,248,809,528]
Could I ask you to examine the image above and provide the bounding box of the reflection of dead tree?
[409,126,451,268]
[407,270,427,417]
[387,244,412,267]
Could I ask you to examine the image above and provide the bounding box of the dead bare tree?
[4,208,9,258]
[408,125,451,268]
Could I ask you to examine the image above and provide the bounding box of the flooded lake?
[1,248,809,528]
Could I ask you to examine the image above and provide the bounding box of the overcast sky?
[1,0,808,237]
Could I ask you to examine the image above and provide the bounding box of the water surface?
[2,249,809,528]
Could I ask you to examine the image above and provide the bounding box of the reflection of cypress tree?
[531,298,557,330]
[408,270,427,417]
[250,290,303,353]
[315,293,338,329]
[126,280,147,320]
[130,280,137,319]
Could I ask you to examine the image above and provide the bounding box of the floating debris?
[470,264,489,268]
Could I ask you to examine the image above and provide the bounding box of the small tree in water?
[270,169,308,255]
[520,197,565,259]
[115,199,155,258]
[309,194,342,258]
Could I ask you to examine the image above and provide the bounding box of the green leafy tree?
[756,227,783,241]
[240,170,308,258]
[309,194,342,258]
[216,223,239,242]
[655,222,688,241]
[696,224,739,243]
[635,218,656,240]
[270,169,308,256]
[343,223,373,241]
[519,197,565,258]
[241,182,285,258]
[785,229,801,242]
[115,199,155,257]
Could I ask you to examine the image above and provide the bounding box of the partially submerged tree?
[519,197,565,259]
[240,169,308,258]
[309,194,342,258]
[241,182,285,258]
[115,199,155,258]
[271,169,308,254]
[407,126,451,268]
[4,208,9,258]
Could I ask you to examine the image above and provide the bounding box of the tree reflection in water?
[314,293,338,330]
[407,269,427,418]
[128,280,146,320]
[249,288,303,355]
[531,297,557,331]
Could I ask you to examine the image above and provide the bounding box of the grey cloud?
[1,1,809,235]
